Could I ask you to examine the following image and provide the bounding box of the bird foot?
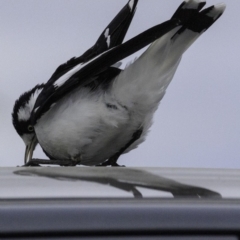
[22,159,80,167]
[96,160,125,167]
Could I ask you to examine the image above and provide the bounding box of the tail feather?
[173,2,226,39]
[171,0,206,23]
[202,3,226,22]
[165,2,226,72]
[112,1,226,113]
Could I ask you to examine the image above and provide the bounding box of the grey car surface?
[1,167,240,239]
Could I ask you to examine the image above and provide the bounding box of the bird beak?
[24,136,38,164]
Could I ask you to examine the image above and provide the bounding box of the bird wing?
[48,0,139,84]
[31,19,180,124]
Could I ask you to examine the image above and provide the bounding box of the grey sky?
[0,0,239,168]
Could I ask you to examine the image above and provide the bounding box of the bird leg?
[97,128,143,167]
[23,159,80,167]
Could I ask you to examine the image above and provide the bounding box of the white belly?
[34,87,147,165]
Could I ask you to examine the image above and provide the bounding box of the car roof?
[1,167,240,199]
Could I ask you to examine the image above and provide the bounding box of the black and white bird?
[12,0,226,167]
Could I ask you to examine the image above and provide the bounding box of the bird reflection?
[14,168,221,199]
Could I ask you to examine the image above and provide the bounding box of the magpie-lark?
[12,0,226,167]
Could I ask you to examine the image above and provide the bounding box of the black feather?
[12,84,44,136]
[48,0,138,85]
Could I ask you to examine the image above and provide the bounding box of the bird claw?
[22,160,41,167]
[21,159,80,167]
[96,160,125,167]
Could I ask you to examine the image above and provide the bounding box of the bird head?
[12,84,44,164]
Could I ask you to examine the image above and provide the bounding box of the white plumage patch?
[128,0,134,12]
[104,28,111,48]
[54,62,84,88]
[106,35,111,48]
[18,88,43,121]
[54,49,110,88]
[104,28,109,38]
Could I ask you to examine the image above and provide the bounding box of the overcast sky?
[0,0,239,168]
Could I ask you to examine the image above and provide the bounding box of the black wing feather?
[48,0,138,83]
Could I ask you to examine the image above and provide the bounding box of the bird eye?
[28,125,34,132]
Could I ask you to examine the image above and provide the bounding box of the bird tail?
[170,1,226,54]
[146,0,226,61]
[112,0,226,112]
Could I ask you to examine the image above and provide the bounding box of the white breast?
[34,87,146,165]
